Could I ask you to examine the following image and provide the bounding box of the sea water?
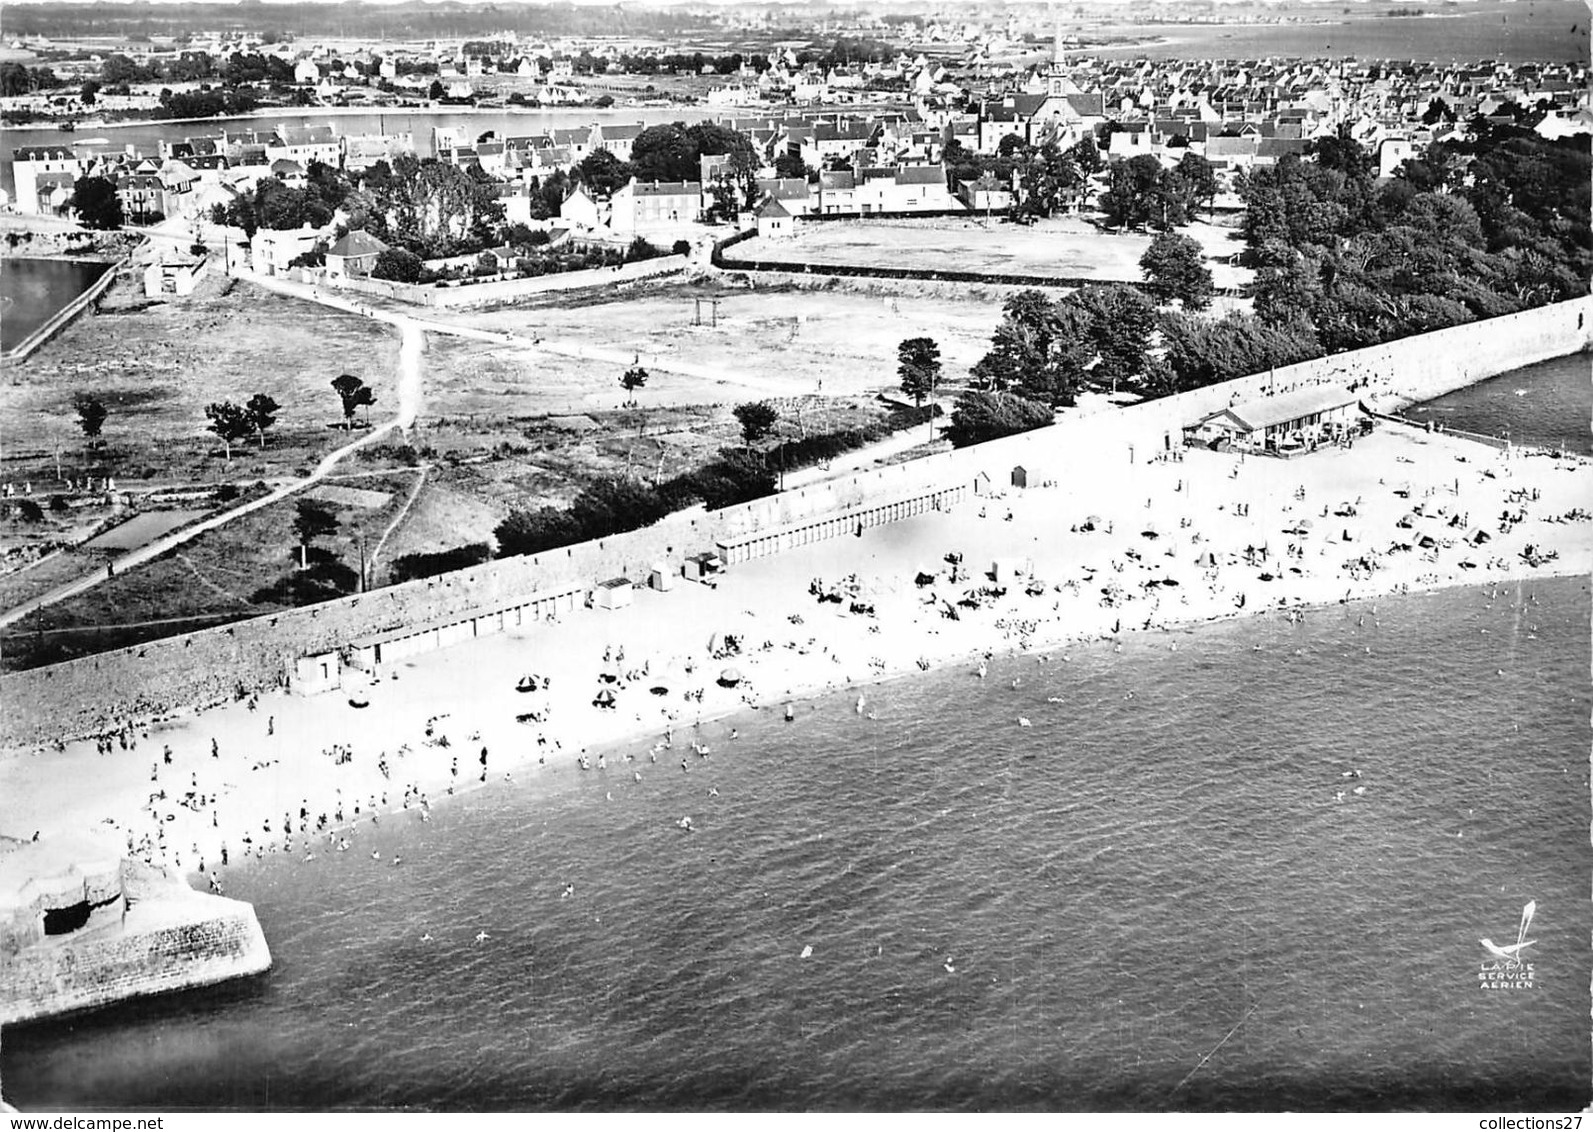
[1409,353,1592,457]
[5,574,1588,1112]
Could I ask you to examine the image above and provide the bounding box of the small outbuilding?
[593,578,634,610]
[292,651,342,695]
[1010,465,1029,489]
[648,562,676,591]
[682,552,722,583]
[143,256,208,298]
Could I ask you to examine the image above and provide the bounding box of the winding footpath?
[0,298,424,631]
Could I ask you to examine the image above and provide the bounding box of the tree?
[69,176,124,230]
[292,498,338,569]
[74,394,107,447]
[204,401,252,463]
[1140,231,1214,310]
[1175,152,1218,218]
[897,336,942,435]
[970,289,1091,406]
[773,152,810,180]
[577,148,634,197]
[330,374,375,430]
[79,79,100,105]
[734,401,779,447]
[1100,155,1186,231]
[245,393,280,447]
[944,390,1054,448]
[620,365,648,406]
[629,122,698,183]
[1072,285,1156,391]
[371,247,423,283]
[427,79,444,100]
[1015,142,1083,219]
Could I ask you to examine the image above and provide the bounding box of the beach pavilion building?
[1185,387,1363,453]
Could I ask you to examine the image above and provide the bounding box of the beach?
[2,423,1589,889]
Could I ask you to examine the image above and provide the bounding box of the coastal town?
[1,0,1591,1115]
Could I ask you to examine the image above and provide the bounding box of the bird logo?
[1480,901,1536,962]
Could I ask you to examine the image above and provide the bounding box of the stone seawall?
[0,895,271,1025]
[2,297,1587,749]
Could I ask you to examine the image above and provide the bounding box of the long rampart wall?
[2,297,1587,748]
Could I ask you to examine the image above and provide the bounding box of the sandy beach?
[3,424,1589,888]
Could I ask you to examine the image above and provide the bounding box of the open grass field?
[726,216,1254,291]
[0,470,421,671]
[0,260,402,495]
[421,275,1011,402]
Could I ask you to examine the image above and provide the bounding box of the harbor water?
[1409,353,1592,457]
[0,257,114,355]
[4,573,1588,1111]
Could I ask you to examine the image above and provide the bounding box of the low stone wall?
[2,297,1587,749]
[0,894,270,1025]
[332,255,686,309]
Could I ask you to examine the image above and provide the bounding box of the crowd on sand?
[3,424,1590,888]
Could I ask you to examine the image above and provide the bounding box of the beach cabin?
[648,562,676,591]
[1010,465,1029,489]
[593,578,634,610]
[682,552,722,583]
[292,650,343,695]
[1185,387,1360,453]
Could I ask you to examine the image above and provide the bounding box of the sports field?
[725,216,1253,290]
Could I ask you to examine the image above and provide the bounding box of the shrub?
[388,542,492,584]
[672,239,691,256]
[944,390,1055,448]
[627,236,662,262]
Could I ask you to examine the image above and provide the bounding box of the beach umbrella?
[1141,524,1159,539]
[1194,550,1217,567]
[718,667,742,687]
[599,669,619,683]
[1296,519,1313,532]
[650,685,669,696]
[1084,515,1102,529]
[593,688,616,706]
[1417,533,1437,549]
[1397,513,1416,528]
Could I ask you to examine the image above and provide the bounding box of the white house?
[250,224,321,275]
[560,182,602,228]
[755,196,796,239]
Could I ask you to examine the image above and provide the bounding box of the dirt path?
[245,269,795,396]
[0,290,426,631]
